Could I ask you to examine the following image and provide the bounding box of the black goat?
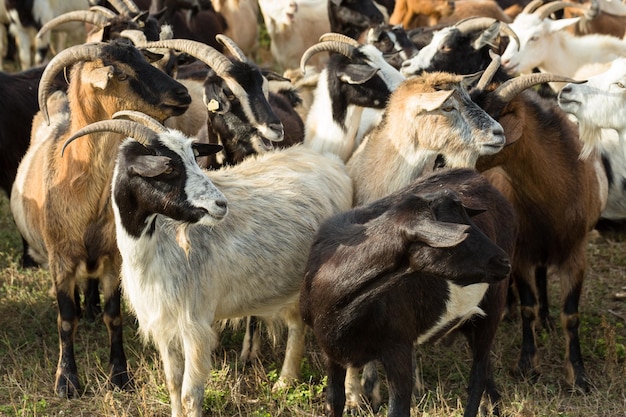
[328,0,386,40]
[301,168,516,417]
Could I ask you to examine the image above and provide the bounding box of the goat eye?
[616,81,625,89]
[116,72,128,81]
[163,166,174,175]
[442,106,455,112]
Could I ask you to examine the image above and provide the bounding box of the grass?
[1,25,625,416]
[2,192,626,417]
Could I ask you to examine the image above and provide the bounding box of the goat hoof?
[110,368,132,391]
[55,375,81,398]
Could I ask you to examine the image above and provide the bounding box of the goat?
[388,0,456,28]
[400,23,608,391]
[558,57,626,220]
[5,0,91,69]
[400,17,518,79]
[149,0,227,51]
[9,38,192,398]
[563,0,626,39]
[211,0,258,56]
[258,0,331,72]
[302,168,516,417]
[500,0,626,86]
[137,37,289,167]
[328,0,386,40]
[61,112,353,417]
[347,71,505,205]
[301,33,406,162]
[343,70,508,415]
[358,23,421,70]
[0,66,66,268]
[470,71,607,393]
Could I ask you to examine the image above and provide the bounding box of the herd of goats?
[1,0,626,416]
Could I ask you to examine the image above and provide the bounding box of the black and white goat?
[301,168,516,417]
[62,112,353,417]
[301,33,405,162]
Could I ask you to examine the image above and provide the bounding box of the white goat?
[558,57,626,220]
[501,0,626,86]
[258,0,330,71]
[62,114,353,417]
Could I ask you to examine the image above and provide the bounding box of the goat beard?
[175,223,192,259]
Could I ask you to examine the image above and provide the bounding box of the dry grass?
[2,190,626,417]
[1,25,625,417]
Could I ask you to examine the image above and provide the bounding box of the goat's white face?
[400,27,453,77]
[558,58,626,132]
[501,15,578,74]
[160,132,229,226]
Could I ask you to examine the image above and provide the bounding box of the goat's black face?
[101,39,192,117]
[407,192,511,286]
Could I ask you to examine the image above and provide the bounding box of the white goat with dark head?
[558,57,626,220]
[62,112,353,417]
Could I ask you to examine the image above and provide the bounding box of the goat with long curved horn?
[37,11,111,41]
[62,119,159,155]
[493,73,582,103]
[38,42,109,125]
[300,36,359,74]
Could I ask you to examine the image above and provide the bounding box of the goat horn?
[108,0,140,15]
[62,119,159,156]
[318,33,361,47]
[216,34,247,62]
[535,1,587,20]
[522,0,545,14]
[454,17,520,49]
[37,11,110,40]
[112,110,168,133]
[300,41,357,74]
[493,73,582,103]
[140,39,233,78]
[90,5,119,19]
[120,29,148,46]
[39,42,107,125]
[475,50,501,91]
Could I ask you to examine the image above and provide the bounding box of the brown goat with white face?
[347,70,505,206]
[10,38,191,399]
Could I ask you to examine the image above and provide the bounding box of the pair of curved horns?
[300,33,361,74]
[522,0,588,20]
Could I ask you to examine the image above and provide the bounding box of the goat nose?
[561,85,572,94]
[269,122,285,142]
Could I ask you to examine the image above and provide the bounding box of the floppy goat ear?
[193,143,223,158]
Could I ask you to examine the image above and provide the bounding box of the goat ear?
[407,220,470,248]
[337,64,380,85]
[413,90,455,112]
[142,49,165,63]
[129,155,172,178]
[462,72,484,89]
[85,65,114,90]
[462,206,487,217]
[471,22,500,50]
[499,112,523,145]
[203,82,231,114]
[547,17,580,33]
[192,143,223,157]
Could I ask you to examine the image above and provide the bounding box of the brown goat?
[10,39,191,398]
[389,0,456,28]
[471,81,607,392]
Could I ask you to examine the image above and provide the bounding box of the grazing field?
[1,191,625,417]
